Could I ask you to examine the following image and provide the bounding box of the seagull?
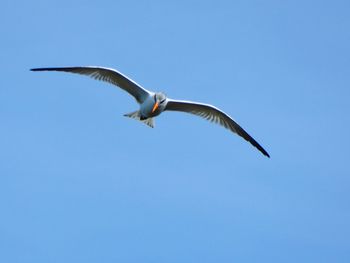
[31,66,270,157]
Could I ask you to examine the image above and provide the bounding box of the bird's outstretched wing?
[165,99,270,157]
[31,66,151,103]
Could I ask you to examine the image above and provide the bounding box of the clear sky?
[1,0,350,262]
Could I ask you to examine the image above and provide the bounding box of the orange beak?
[152,102,159,113]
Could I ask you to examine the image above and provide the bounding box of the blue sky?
[1,0,350,262]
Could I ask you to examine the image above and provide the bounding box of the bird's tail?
[123,111,155,128]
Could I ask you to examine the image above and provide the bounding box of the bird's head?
[151,92,167,113]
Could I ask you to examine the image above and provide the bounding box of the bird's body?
[31,66,270,157]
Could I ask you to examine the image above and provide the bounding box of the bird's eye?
[160,99,166,104]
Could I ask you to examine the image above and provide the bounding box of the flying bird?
[31,66,270,157]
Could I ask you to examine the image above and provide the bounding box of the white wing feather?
[31,66,151,103]
[165,99,270,157]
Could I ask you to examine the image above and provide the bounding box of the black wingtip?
[251,140,270,158]
[30,67,51,71]
[259,146,270,158]
[30,68,44,71]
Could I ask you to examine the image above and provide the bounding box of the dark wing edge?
[30,66,150,103]
[165,99,270,158]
